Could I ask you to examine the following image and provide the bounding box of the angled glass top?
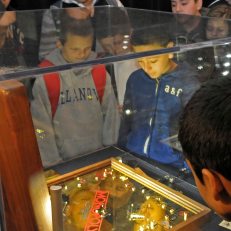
[0,6,231,80]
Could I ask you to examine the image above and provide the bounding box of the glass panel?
[0,6,231,80]
[19,6,231,174]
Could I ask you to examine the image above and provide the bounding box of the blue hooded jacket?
[119,63,200,168]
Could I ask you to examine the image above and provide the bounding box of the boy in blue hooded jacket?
[119,26,200,168]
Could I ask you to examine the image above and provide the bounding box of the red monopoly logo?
[84,190,109,231]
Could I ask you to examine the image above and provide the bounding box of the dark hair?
[208,2,231,18]
[131,25,171,47]
[178,77,231,183]
[59,15,93,44]
[94,7,131,40]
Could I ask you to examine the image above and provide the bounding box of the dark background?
[9,0,218,10]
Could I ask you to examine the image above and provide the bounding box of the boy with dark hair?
[31,17,119,167]
[178,77,231,220]
[119,26,200,168]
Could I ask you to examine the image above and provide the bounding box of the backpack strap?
[39,60,60,119]
[39,61,106,118]
[91,64,106,103]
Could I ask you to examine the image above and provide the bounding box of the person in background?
[118,25,200,169]
[206,1,231,40]
[171,0,202,17]
[178,77,231,221]
[0,0,36,99]
[206,1,231,78]
[0,0,24,67]
[31,17,119,167]
[39,0,123,61]
[171,0,203,37]
[171,0,215,83]
[94,6,138,109]
[171,0,202,16]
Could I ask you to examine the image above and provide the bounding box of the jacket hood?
[46,48,97,76]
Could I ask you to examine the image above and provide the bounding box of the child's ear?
[167,42,174,59]
[196,0,203,11]
[202,169,224,201]
[56,40,63,49]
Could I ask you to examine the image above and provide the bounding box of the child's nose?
[142,60,152,72]
[175,4,182,13]
[208,29,218,38]
[146,63,153,71]
[78,50,86,59]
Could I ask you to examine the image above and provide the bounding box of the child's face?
[60,33,93,63]
[1,0,10,8]
[206,18,229,40]
[100,36,114,55]
[133,43,174,79]
[171,0,202,16]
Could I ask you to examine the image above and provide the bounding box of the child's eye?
[72,48,80,51]
[181,0,189,6]
[218,29,225,34]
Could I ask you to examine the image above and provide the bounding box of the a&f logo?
[164,85,183,97]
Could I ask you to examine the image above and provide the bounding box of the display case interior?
[47,157,210,231]
[0,5,231,231]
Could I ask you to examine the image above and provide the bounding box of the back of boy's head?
[208,1,231,19]
[179,77,231,183]
[131,24,171,47]
[59,14,93,45]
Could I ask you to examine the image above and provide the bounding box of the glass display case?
[47,156,210,231]
[0,6,231,231]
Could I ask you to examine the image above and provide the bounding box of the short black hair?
[59,15,93,44]
[94,7,131,40]
[131,24,171,47]
[179,77,231,183]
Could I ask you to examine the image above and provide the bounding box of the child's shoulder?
[128,68,146,80]
[171,62,198,77]
[169,62,200,86]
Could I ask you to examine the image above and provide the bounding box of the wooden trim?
[47,158,111,186]
[0,80,45,231]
